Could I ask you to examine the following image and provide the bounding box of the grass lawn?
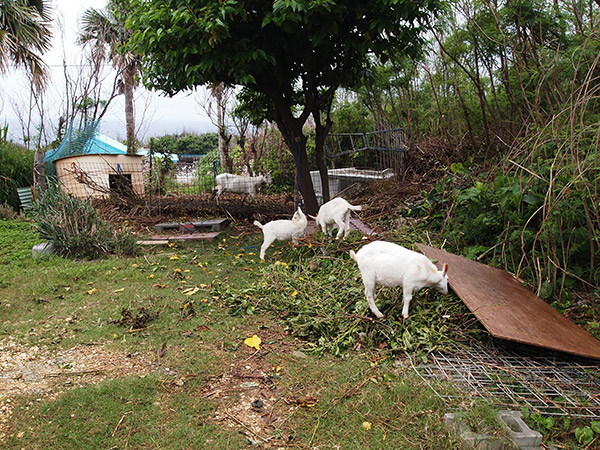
[0,218,586,449]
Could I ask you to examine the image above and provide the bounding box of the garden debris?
[111,307,159,330]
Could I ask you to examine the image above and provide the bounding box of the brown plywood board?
[417,244,600,360]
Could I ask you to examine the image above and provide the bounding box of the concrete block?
[154,219,229,233]
[444,411,543,450]
[32,242,55,258]
[497,411,542,449]
[154,222,181,232]
[444,413,507,450]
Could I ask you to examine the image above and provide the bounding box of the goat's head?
[262,172,272,184]
[292,207,306,223]
[436,263,449,294]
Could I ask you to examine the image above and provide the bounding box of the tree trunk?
[275,118,319,215]
[314,108,332,204]
[295,138,319,215]
[33,148,47,196]
[123,66,136,154]
[213,82,234,172]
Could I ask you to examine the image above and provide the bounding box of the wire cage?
[324,128,408,176]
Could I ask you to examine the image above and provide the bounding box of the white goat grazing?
[349,241,448,320]
[215,172,272,200]
[253,207,308,260]
[311,197,362,239]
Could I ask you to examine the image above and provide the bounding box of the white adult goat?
[215,172,272,200]
[253,207,307,260]
[310,197,362,239]
[349,241,449,320]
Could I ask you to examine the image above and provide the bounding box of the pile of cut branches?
[214,236,486,356]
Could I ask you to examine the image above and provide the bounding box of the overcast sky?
[0,0,215,145]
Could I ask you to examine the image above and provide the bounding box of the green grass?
[0,218,584,449]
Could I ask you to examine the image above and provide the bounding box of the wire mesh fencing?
[408,344,600,419]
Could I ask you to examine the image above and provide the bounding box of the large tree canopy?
[126,0,441,213]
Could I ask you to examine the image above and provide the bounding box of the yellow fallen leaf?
[244,335,261,350]
[182,287,200,296]
[243,267,253,271]
[362,422,372,430]
[290,290,298,297]
[147,274,155,279]
[86,288,97,295]
[113,288,125,293]
[170,255,179,260]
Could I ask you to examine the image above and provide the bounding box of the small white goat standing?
[349,241,449,320]
[253,207,308,260]
[215,172,272,201]
[311,197,362,239]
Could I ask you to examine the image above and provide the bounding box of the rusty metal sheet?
[417,244,600,360]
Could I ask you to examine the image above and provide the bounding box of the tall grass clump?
[30,185,139,259]
[0,138,34,209]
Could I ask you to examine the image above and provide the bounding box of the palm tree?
[0,0,52,91]
[79,0,139,154]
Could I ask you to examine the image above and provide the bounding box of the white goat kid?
[311,197,362,239]
[215,172,272,201]
[253,207,308,260]
[349,241,449,320]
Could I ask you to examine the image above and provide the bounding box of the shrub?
[0,141,34,209]
[411,155,599,300]
[30,185,138,259]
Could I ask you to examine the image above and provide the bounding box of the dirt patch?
[199,324,319,447]
[0,339,158,442]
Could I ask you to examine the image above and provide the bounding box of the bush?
[411,156,599,300]
[0,141,34,209]
[30,185,138,259]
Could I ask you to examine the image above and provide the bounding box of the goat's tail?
[253,220,263,229]
[349,204,362,211]
[349,250,357,261]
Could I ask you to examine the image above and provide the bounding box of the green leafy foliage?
[0,140,34,209]
[29,185,138,259]
[411,155,598,300]
[149,132,218,155]
[215,238,483,356]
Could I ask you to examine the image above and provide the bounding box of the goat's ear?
[442,263,448,276]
